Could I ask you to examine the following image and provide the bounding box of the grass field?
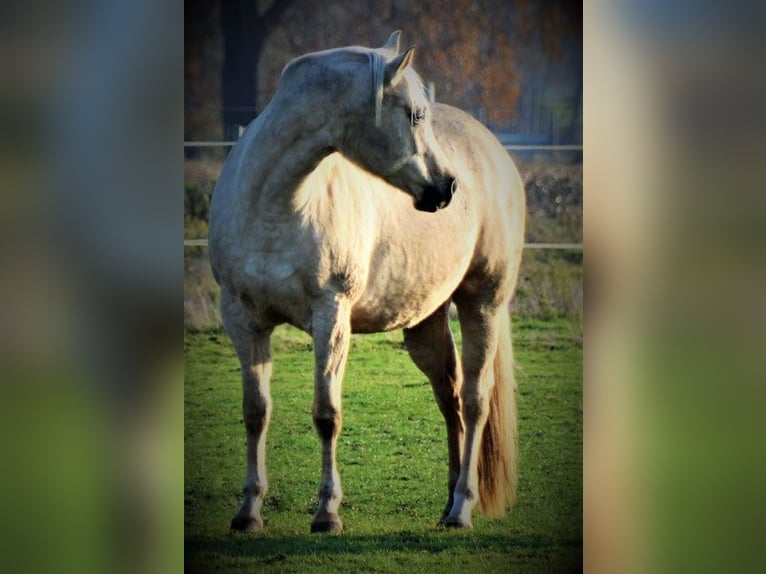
[185,318,582,572]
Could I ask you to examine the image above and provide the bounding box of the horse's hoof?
[230,515,265,532]
[439,516,473,529]
[310,516,343,533]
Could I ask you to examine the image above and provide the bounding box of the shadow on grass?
[185,531,581,561]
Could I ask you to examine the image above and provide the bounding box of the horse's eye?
[413,107,427,125]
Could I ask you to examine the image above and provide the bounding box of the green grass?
[185,318,582,572]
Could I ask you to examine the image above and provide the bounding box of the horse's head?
[338,32,458,212]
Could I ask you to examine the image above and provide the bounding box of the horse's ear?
[384,47,414,88]
[380,30,401,56]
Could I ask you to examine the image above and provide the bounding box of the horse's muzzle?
[414,178,457,213]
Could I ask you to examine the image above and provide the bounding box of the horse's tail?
[477,307,518,517]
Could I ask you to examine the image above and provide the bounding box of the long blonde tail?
[477,308,518,516]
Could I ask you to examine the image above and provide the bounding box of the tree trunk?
[220,0,292,141]
[221,0,259,139]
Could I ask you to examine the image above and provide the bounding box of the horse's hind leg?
[403,302,464,524]
[222,293,274,532]
[310,297,351,533]
[443,302,505,528]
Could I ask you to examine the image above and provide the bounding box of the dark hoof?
[310,516,343,533]
[230,515,265,532]
[439,516,473,529]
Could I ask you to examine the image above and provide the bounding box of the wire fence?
[184,141,582,251]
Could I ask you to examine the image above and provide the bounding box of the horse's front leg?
[222,293,274,532]
[310,298,351,533]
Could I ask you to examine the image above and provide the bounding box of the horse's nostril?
[450,178,458,194]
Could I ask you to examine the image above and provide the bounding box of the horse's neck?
[243,96,336,218]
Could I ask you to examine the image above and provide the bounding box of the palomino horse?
[208,31,525,532]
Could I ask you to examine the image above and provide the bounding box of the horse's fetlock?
[318,484,342,500]
[243,483,267,499]
[453,479,477,501]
